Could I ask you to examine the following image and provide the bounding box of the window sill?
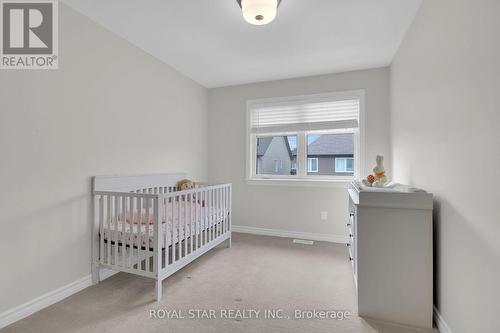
[246,177,353,188]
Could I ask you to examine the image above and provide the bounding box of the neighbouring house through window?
[256,136,295,175]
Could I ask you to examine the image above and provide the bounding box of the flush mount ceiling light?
[237,0,282,26]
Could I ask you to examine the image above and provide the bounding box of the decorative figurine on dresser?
[348,178,433,329]
[362,155,388,187]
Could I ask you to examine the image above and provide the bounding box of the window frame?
[246,90,365,187]
[253,133,298,180]
[307,158,319,173]
[334,157,355,173]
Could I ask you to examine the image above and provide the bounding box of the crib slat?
[221,187,224,235]
[159,188,165,270]
[107,195,112,265]
[115,196,122,265]
[209,189,213,242]
[218,188,221,237]
[206,189,209,245]
[223,187,226,235]
[218,187,224,236]
[206,190,209,243]
[99,196,104,265]
[163,192,168,268]
[137,196,143,271]
[146,189,151,271]
[198,192,201,249]
[214,188,217,239]
[198,191,202,247]
[198,191,202,248]
[171,196,175,263]
[206,189,210,244]
[229,185,232,236]
[177,196,181,260]
[226,186,229,234]
[204,190,207,245]
[224,187,227,235]
[184,194,188,256]
[214,189,217,240]
[218,187,220,236]
[121,196,126,266]
[114,196,119,266]
[216,188,219,238]
[174,195,178,260]
[220,188,223,236]
[189,193,192,253]
[128,196,134,268]
[190,193,193,254]
[213,189,216,241]
[221,188,224,236]
[194,192,198,251]
[153,196,160,277]
[145,196,151,272]
[221,188,224,237]
[198,192,202,248]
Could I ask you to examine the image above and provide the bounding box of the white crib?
[91,173,231,301]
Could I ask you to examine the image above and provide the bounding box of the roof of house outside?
[257,137,273,156]
[308,133,354,155]
[257,137,293,158]
[292,133,354,156]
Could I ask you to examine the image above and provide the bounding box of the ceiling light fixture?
[236,0,282,26]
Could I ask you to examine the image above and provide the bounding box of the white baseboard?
[434,305,452,333]
[0,268,118,329]
[232,225,349,244]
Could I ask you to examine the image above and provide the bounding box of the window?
[247,91,364,183]
[255,135,296,176]
[335,158,354,173]
[308,158,318,173]
[307,133,354,176]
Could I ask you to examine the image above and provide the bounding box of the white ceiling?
[62,0,422,88]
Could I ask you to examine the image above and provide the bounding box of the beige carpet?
[3,233,439,333]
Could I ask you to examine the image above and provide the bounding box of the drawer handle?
[349,212,354,217]
[349,257,353,261]
[346,243,351,247]
[349,233,353,238]
[347,223,351,227]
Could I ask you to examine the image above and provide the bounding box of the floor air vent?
[292,239,314,245]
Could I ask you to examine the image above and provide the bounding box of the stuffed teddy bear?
[175,179,206,206]
[176,179,194,191]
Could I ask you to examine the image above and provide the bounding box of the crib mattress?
[102,201,227,249]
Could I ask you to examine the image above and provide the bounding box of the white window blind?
[250,97,359,134]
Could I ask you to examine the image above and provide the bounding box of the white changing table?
[348,181,433,328]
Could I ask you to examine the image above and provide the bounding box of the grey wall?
[0,4,208,313]
[390,0,500,332]
[208,68,390,237]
